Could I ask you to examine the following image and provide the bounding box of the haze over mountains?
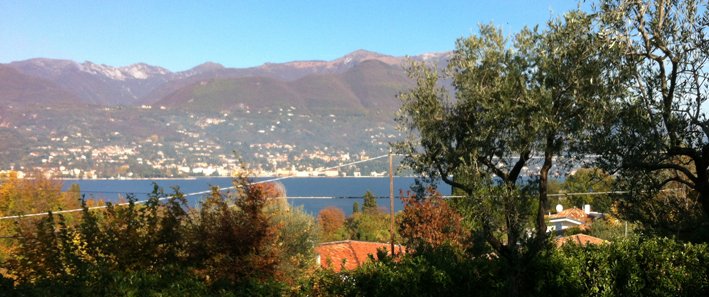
[2,50,450,112]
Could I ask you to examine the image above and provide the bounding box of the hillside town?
[0,105,398,179]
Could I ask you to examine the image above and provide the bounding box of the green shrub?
[300,237,708,297]
[556,237,708,296]
[302,245,501,297]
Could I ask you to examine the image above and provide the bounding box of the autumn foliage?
[252,181,286,199]
[398,190,469,253]
[0,176,317,295]
[0,171,83,264]
[0,171,81,216]
[187,182,281,284]
[317,207,345,241]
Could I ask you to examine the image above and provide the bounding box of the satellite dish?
[555,204,564,213]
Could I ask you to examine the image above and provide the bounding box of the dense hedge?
[4,236,708,296]
[304,237,708,297]
[552,237,709,296]
[3,236,707,296]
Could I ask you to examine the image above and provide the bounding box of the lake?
[60,177,452,216]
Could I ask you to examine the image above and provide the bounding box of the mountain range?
[1,50,450,112]
[0,50,451,177]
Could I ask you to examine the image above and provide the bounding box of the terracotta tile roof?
[555,234,607,247]
[315,240,405,272]
[548,208,588,222]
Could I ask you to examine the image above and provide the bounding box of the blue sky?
[0,0,582,71]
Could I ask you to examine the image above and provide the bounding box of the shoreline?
[59,176,420,181]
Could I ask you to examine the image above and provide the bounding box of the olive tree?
[592,0,709,236]
[396,11,619,295]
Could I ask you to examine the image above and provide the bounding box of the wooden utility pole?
[389,149,395,255]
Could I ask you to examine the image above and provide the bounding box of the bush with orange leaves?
[0,171,83,266]
[398,190,470,253]
[317,207,346,241]
[0,171,81,217]
[186,179,281,284]
[185,178,317,286]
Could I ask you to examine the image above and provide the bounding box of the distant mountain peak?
[415,51,451,61]
[344,49,383,57]
[120,63,171,79]
[78,61,117,80]
[71,61,170,80]
[336,49,396,65]
[191,62,225,72]
[330,49,401,65]
[19,58,80,71]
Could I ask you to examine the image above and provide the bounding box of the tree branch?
[657,175,695,190]
[477,156,508,181]
[667,146,701,161]
[482,222,507,260]
[508,151,531,182]
[643,161,700,184]
[436,163,473,195]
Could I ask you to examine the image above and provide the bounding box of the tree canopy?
[395,7,631,294]
[593,0,709,215]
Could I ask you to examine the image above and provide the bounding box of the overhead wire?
[0,153,679,221]
[0,154,390,220]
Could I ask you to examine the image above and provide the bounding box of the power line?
[180,154,389,199]
[548,191,630,197]
[75,190,153,195]
[548,187,682,197]
[0,154,390,221]
[0,152,681,221]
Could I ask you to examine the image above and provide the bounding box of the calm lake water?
[60,177,451,216]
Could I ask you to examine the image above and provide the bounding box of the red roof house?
[546,206,599,233]
[315,240,405,272]
[549,207,590,222]
[555,233,607,247]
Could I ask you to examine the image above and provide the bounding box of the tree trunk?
[537,137,554,240]
[697,183,709,218]
[504,253,525,297]
[506,268,521,297]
